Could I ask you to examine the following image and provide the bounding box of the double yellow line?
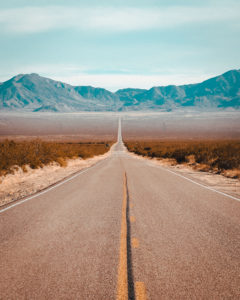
[116,172,147,300]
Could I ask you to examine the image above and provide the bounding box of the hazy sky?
[0,0,240,91]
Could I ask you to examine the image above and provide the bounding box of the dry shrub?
[194,164,211,172]
[56,157,67,167]
[22,165,28,173]
[186,155,195,164]
[222,169,240,179]
[125,140,240,175]
[0,139,113,175]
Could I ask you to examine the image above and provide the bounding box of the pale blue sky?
[0,0,239,91]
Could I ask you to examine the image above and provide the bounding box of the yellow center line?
[135,282,147,300]
[130,216,136,223]
[116,172,128,300]
[116,172,148,300]
[132,238,139,248]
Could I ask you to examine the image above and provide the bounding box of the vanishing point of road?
[1,119,240,299]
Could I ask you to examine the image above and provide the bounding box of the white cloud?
[0,63,216,91]
[0,4,239,34]
[52,72,215,91]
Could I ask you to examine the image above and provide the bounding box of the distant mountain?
[0,70,240,112]
[0,73,121,112]
[116,69,240,110]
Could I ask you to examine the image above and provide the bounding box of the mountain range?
[0,69,240,112]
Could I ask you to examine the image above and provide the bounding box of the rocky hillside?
[0,70,239,112]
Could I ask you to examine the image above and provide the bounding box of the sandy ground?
[128,153,240,199]
[0,149,112,207]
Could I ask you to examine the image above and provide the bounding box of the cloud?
[0,62,216,91]
[52,72,215,92]
[0,4,239,34]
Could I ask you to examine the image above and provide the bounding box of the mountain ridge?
[0,69,240,112]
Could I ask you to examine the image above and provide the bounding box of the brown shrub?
[56,157,67,168]
[0,139,113,175]
[125,140,240,174]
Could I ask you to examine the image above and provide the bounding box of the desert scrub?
[0,139,113,175]
[125,140,240,177]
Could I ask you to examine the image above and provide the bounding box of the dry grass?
[0,139,113,176]
[125,140,240,178]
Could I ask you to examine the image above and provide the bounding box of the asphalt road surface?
[1,119,240,299]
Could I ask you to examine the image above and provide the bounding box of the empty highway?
[1,119,240,299]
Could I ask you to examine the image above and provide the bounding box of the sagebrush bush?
[125,140,240,173]
[0,139,113,175]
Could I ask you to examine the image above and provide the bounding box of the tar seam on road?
[117,172,135,300]
[0,157,109,214]
[117,172,147,300]
[145,161,240,202]
[126,173,136,300]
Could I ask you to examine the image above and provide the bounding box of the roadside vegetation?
[0,139,113,176]
[125,140,240,178]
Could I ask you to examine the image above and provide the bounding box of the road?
[1,119,240,299]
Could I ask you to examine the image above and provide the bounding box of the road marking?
[117,172,147,300]
[156,165,240,202]
[0,157,109,214]
[137,155,240,202]
[116,172,128,300]
[130,216,136,223]
[132,238,139,248]
[135,282,147,300]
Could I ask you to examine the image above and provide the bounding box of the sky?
[0,0,240,91]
